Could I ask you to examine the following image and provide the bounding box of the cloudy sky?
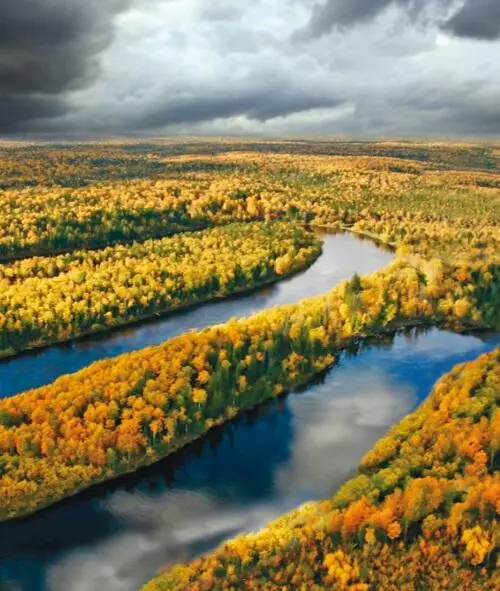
[2,0,500,136]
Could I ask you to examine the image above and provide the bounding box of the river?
[0,233,498,591]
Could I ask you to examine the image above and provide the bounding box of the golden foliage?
[0,222,320,356]
[0,255,498,521]
[0,141,499,264]
[0,140,499,591]
[142,350,500,591]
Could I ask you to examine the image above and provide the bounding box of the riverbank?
[144,347,500,590]
[1,252,498,522]
[2,319,489,526]
[0,222,321,360]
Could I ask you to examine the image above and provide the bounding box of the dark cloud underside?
[300,0,447,39]
[137,93,343,130]
[0,0,130,131]
[304,0,396,38]
[301,0,500,41]
[0,96,65,131]
[442,0,500,40]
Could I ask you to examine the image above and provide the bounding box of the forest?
[0,139,498,590]
[143,348,500,590]
[0,222,320,357]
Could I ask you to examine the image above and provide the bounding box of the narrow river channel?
[0,233,498,591]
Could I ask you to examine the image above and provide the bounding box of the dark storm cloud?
[0,96,65,133]
[299,0,500,41]
[298,0,436,39]
[92,86,344,132]
[399,82,500,135]
[2,0,499,137]
[340,78,500,136]
[442,0,500,40]
[0,0,131,132]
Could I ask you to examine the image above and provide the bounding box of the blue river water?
[0,233,498,591]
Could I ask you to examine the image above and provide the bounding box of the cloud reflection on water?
[275,367,416,498]
[47,363,417,591]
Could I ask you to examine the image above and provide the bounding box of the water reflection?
[0,233,393,399]
[39,363,419,591]
[1,233,498,591]
[275,368,416,499]
[46,492,284,591]
[1,326,498,591]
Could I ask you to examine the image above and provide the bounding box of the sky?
[1,0,500,137]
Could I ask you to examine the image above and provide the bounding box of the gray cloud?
[302,0,399,38]
[199,1,249,22]
[442,0,500,40]
[315,76,500,137]
[299,0,500,41]
[2,0,500,136]
[120,89,343,131]
[0,0,132,132]
[0,96,66,132]
[297,0,452,40]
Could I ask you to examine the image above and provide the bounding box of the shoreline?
[0,223,394,362]
[1,314,493,525]
[0,235,322,362]
[0,227,496,524]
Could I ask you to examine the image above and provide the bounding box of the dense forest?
[0,251,498,521]
[0,139,498,590]
[144,349,500,590]
[0,222,320,357]
[0,144,498,262]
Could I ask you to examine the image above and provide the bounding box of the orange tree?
[142,349,500,591]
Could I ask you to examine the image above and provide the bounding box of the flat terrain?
[0,139,498,591]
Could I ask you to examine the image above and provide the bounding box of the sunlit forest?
[0,222,320,357]
[0,139,499,590]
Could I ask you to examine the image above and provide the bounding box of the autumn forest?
[0,139,499,591]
